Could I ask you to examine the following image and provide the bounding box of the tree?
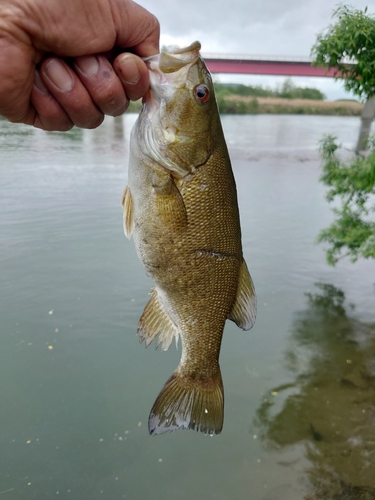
[311,5,375,101]
[277,78,325,100]
[317,135,375,265]
[311,6,375,264]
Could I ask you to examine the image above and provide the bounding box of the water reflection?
[2,115,375,499]
[46,127,84,142]
[255,283,375,499]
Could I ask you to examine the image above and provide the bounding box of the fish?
[122,41,256,436]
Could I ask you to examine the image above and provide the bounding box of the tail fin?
[148,369,224,436]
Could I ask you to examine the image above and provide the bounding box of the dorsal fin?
[228,259,257,330]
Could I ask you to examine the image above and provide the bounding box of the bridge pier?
[356,97,375,154]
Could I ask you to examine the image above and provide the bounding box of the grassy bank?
[127,96,363,116]
[217,95,363,116]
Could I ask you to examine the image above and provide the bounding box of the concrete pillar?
[356,96,375,153]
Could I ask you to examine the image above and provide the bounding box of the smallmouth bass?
[122,41,256,435]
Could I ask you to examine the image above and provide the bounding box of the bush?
[317,135,375,264]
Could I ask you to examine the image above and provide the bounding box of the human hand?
[0,0,159,130]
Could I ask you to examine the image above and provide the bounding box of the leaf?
[311,5,375,99]
[318,135,375,265]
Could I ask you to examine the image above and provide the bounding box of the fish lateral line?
[194,249,239,259]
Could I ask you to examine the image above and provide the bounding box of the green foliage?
[317,135,375,264]
[215,83,274,98]
[215,80,325,101]
[127,100,142,112]
[216,95,259,114]
[311,5,375,100]
[277,78,325,100]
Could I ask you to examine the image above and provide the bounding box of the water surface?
[1,114,374,499]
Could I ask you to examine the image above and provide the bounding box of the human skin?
[0,0,159,130]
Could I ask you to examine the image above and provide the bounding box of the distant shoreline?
[217,95,363,116]
[127,97,363,116]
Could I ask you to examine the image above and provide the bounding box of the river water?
[1,114,374,500]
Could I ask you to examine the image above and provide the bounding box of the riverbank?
[127,96,363,116]
[217,95,363,115]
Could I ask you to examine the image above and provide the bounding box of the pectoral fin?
[153,175,187,231]
[121,186,134,239]
[138,287,179,351]
[228,259,257,330]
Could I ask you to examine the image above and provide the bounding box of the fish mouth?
[143,41,201,74]
[143,41,201,88]
[159,41,201,74]
[172,41,201,54]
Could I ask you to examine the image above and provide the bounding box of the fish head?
[138,41,218,179]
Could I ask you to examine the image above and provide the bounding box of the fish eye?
[194,84,210,104]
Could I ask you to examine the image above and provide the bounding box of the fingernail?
[45,59,73,91]
[119,58,140,84]
[75,56,99,78]
[34,70,48,93]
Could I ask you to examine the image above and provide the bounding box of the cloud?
[138,0,375,99]
[141,0,375,55]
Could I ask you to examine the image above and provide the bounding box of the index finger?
[0,37,34,123]
[110,0,160,57]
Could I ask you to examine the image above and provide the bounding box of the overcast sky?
[139,0,375,100]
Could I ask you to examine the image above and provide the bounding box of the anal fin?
[121,185,134,239]
[228,259,257,330]
[138,288,179,351]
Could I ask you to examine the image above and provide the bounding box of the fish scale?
[122,41,257,435]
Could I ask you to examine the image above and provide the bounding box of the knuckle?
[32,106,73,131]
[87,84,127,116]
[50,122,74,132]
[75,113,104,130]
[112,101,129,116]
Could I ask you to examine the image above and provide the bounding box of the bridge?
[202,53,337,78]
[202,53,370,153]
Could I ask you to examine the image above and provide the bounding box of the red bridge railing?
[202,54,338,78]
